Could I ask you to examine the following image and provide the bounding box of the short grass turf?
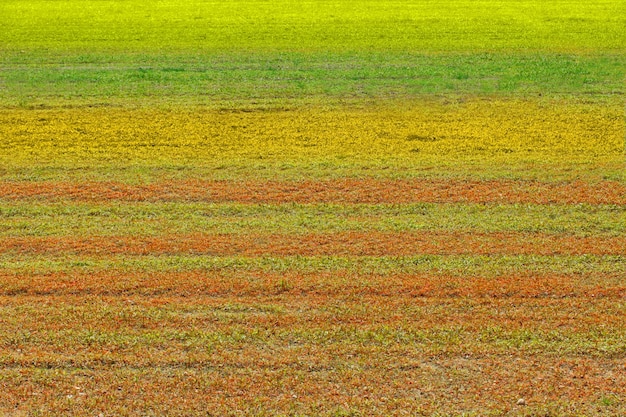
[0,0,625,416]
[1,53,624,108]
[2,0,625,52]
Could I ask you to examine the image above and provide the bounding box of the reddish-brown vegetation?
[1,177,624,415]
[1,270,624,299]
[3,231,625,256]
[1,178,625,204]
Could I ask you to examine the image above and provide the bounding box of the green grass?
[2,254,624,276]
[1,317,623,357]
[1,202,624,237]
[3,159,625,184]
[2,0,624,53]
[1,0,624,108]
[2,53,624,108]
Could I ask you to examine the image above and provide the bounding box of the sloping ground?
[1,0,625,416]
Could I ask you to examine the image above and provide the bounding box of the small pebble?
[517,398,526,406]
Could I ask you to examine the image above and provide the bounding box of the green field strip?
[3,160,625,184]
[1,255,624,277]
[1,326,624,359]
[0,296,623,357]
[2,53,623,107]
[1,202,624,237]
[2,0,624,53]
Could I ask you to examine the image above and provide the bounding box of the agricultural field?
[0,1,625,416]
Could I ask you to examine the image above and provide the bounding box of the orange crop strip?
[3,232,625,256]
[0,353,622,415]
[0,178,624,204]
[2,270,623,299]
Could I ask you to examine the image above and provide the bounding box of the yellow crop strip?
[1,99,622,175]
[2,0,625,52]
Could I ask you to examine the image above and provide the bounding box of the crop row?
[3,231,626,256]
[3,254,624,276]
[1,201,624,237]
[1,268,623,298]
[1,100,622,170]
[2,178,625,204]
